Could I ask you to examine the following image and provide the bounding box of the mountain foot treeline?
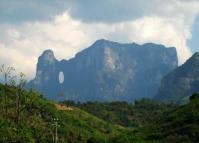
[1,82,199,143]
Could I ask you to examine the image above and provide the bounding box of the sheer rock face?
[27,39,178,102]
[155,52,199,103]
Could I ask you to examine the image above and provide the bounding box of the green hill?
[62,95,199,143]
[0,84,142,143]
[62,99,176,128]
[1,83,199,143]
[141,94,199,143]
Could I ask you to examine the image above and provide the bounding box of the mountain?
[155,52,199,103]
[27,39,178,102]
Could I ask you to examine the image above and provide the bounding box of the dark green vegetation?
[1,83,199,142]
[63,95,199,143]
[141,93,199,143]
[62,99,176,127]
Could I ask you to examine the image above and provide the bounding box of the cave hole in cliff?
[59,71,64,84]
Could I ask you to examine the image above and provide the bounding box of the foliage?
[0,83,142,142]
[62,95,199,143]
[62,99,176,127]
[141,93,199,143]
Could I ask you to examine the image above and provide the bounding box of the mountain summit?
[28,39,178,102]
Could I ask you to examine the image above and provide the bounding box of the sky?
[0,0,199,79]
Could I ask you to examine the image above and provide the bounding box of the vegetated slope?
[142,93,199,143]
[28,39,177,102]
[0,84,142,143]
[62,99,176,127]
[63,95,199,143]
[155,52,199,103]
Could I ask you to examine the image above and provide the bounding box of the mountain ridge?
[28,39,178,102]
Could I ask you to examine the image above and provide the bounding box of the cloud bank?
[0,0,199,79]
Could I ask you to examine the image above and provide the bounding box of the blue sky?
[188,15,199,53]
[0,0,199,79]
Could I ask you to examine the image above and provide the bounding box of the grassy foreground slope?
[0,84,142,143]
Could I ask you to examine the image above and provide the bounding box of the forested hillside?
[1,82,199,142]
[0,84,142,143]
[62,99,176,127]
[63,95,199,143]
[142,93,199,143]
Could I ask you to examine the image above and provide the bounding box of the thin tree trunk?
[16,87,21,133]
[4,74,7,120]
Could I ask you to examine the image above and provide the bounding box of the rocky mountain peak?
[192,52,199,58]
[39,49,56,64]
[187,52,199,63]
[35,49,58,83]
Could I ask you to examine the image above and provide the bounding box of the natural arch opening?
[58,71,64,84]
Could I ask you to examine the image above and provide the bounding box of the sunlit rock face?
[104,47,118,71]
[27,39,178,102]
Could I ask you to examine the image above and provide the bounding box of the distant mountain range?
[155,52,199,103]
[27,39,178,102]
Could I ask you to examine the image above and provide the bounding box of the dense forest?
[61,99,176,128]
[62,96,199,143]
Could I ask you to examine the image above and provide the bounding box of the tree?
[189,93,199,101]
[0,64,15,119]
[16,72,27,128]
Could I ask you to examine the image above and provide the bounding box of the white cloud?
[0,0,199,80]
[0,13,92,79]
[68,0,199,23]
[106,17,192,63]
